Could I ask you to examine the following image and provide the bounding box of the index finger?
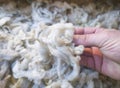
[74,27,104,34]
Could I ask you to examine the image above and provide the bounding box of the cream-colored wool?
[0,0,119,88]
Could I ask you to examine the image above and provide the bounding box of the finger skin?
[73,34,104,47]
[84,47,102,57]
[80,54,120,80]
[101,57,120,80]
[74,27,120,80]
[81,47,120,80]
[80,55,95,70]
[74,27,104,34]
[74,31,120,64]
[81,47,103,72]
[74,27,84,34]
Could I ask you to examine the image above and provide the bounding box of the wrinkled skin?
[74,27,120,80]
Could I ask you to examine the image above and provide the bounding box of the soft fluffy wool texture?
[0,0,120,88]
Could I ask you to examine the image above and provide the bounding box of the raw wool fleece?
[0,0,120,88]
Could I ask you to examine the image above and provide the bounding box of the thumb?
[73,34,104,47]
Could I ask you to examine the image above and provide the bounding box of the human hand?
[73,27,120,80]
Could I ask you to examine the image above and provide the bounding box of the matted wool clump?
[12,23,84,88]
[0,0,120,88]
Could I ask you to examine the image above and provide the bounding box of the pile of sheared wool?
[0,0,120,88]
